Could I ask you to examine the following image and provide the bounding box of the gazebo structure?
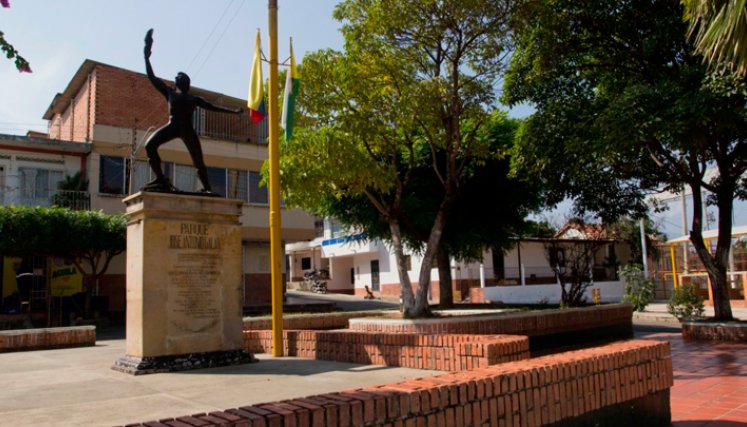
[653,225,747,306]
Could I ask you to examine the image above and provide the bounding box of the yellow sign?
[2,257,22,298]
[51,261,82,297]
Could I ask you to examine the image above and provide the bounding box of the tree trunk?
[389,219,415,311]
[689,180,734,320]
[437,245,454,308]
[84,274,97,319]
[407,201,450,318]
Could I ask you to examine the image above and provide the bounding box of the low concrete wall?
[474,280,626,305]
[117,339,672,427]
[682,320,747,343]
[245,330,530,371]
[0,326,96,352]
[349,304,632,338]
[243,310,390,331]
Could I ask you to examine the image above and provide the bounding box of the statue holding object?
[142,29,242,194]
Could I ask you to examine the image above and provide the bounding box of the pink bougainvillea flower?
[1,1,10,9]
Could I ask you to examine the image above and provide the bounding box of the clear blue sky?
[0,0,532,136]
[1,1,741,233]
[0,0,345,135]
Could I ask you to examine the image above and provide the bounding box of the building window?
[98,156,127,195]
[174,163,198,192]
[227,169,248,201]
[19,167,63,205]
[249,171,268,204]
[329,219,345,238]
[301,257,311,270]
[314,216,325,238]
[131,160,150,192]
[207,167,227,196]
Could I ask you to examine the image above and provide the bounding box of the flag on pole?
[281,38,300,142]
[248,30,266,124]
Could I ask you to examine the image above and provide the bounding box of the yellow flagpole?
[268,0,284,357]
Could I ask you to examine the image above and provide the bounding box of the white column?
[479,264,485,288]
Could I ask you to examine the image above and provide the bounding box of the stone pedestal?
[113,192,254,375]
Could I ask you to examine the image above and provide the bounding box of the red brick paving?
[639,332,747,426]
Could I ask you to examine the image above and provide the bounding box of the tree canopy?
[316,111,544,306]
[503,0,747,320]
[280,0,517,317]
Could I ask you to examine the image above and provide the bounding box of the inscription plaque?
[169,253,221,321]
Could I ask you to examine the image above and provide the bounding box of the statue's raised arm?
[144,29,168,97]
[196,97,243,115]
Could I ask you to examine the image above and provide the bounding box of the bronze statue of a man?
[143,29,242,194]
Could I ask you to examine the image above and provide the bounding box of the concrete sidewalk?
[0,338,438,427]
[633,301,747,324]
[3,300,747,426]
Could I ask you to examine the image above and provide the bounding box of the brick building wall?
[48,72,93,142]
[48,63,172,141]
[92,64,168,131]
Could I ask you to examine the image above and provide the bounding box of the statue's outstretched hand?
[144,29,154,58]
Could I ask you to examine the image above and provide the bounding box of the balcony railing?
[51,190,91,210]
[194,107,268,144]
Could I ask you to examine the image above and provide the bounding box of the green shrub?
[619,264,655,312]
[667,283,705,320]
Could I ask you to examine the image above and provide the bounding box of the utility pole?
[267,0,284,356]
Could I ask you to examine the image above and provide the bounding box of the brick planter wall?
[245,330,530,371]
[682,320,747,343]
[0,326,96,352]
[118,339,672,427]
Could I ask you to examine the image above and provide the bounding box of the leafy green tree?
[609,217,666,265]
[280,0,516,317]
[519,219,557,239]
[682,0,747,75]
[504,0,746,320]
[0,206,126,317]
[319,111,543,308]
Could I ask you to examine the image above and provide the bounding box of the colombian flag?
[281,39,300,142]
[248,30,265,124]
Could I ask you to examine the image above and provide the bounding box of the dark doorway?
[370,260,380,291]
[492,249,505,281]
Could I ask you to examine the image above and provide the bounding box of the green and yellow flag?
[281,39,300,142]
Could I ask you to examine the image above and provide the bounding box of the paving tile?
[637,330,747,427]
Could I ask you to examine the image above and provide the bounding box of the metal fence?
[195,107,268,144]
[1,189,90,210]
